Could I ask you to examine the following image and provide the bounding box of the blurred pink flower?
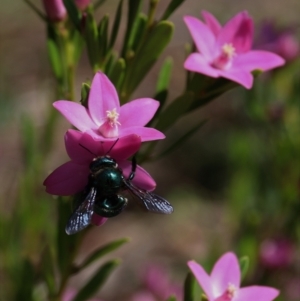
[256,21,300,61]
[260,238,294,269]
[132,264,183,301]
[184,11,285,89]
[42,0,67,21]
[188,252,279,301]
[74,0,90,10]
[54,72,165,141]
[43,129,156,196]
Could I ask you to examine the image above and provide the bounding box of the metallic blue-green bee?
[65,156,173,235]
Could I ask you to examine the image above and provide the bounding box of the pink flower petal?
[88,72,120,125]
[91,214,108,226]
[119,161,156,191]
[53,101,97,132]
[184,16,217,61]
[78,132,141,160]
[119,98,159,127]
[218,68,253,89]
[184,53,219,77]
[188,261,214,301]
[44,162,89,195]
[201,10,222,37]
[120,127,165,142]
[234,50,285,72]
[235,286,279,301]
[65,130,95,164]
[218,11,253,53]
[210,252,240,297]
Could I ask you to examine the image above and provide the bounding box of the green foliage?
[184,272,196,301]
[239,256,250,281]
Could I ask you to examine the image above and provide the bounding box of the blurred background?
[0,0,300,301]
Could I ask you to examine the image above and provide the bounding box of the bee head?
[89,156,118,172]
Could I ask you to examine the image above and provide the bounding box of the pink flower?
[184,11,285,89]
[43,130,156,196]
[188,252,279,301]
[74,0,90,10]
[42,0,67,22]
[53,72,165,141]
[260,238,294,269]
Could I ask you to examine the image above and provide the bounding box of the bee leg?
[128,155,137,181]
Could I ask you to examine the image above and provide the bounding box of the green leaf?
[72,260,120,301]
[46,30,63,82]
[161,0,186,20]
[155,92,194,131]
[76,238,129,271]
[121,0,143,56]
[72,30,85,64]
[108,58,126,91]
[63,0,81,30]
[121,21,174,100]
[184,271,196,301]
[98,14,109,63]
[131,13,148,52]
[109,0,123,50]
[239,256,250,281]
[57,198,83,277]
[156,120,207,159]
[14,259,35,301]
[84,9,100,71]
[41,246,56,295]
[156,57,173,93]
[80,82,91,107]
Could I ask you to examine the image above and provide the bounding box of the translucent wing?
[65,187,97,235]
[123,180,173,214]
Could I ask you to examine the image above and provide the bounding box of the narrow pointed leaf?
[109,0,123,50]
[47,37,63,82]
[166,297,177,301]
[156,57,173,93]
[84,9,100,71]
[184,271,196,301]
[239,256,250,281]
[121,0,143,56]
[72,30,85,64]
[156,120,206,159]
[131,13,148,52]
[98,15,109,62]
[108,58,126,90]
[63,0,81,30]
[72,260,120,301]
[80,82,91,107]
[122,21,174,99]
[155,92,194,131]
[76,238,129,271]
[161,0,186,20]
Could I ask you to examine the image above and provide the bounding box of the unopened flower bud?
[42,0,67,22]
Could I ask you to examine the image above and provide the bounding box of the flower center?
[106,108,121,127]
[212,43,236,70]
[215,284,237,301]
[98,108,121,138]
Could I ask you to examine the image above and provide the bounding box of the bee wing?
[123,180,173,214]
[65,187,97,235]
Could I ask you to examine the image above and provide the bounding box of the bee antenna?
[79,144,97,156]
[105,138,119,155]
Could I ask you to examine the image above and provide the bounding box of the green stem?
[147,0,159,28]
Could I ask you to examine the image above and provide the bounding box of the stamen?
[212,43,236,70]
[106,108,121,127]
[98,108,121,138]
